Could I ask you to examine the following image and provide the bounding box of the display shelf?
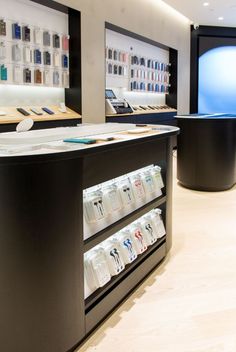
[85,239,166,333]
[85,235,166,311]
[0,105,81,124]
[84,196,166,252]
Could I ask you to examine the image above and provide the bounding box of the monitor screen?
[105,89,116,99]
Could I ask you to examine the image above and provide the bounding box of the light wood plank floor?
[78,157,236,352]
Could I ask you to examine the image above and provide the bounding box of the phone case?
[44,51,51,65]
[23,46,31,63]
[0,19,6,36]
[62,54,68,68]
[13,66,21,83]
[62,71,69,87]
[0,64,7,81]
[53,34,60,48]
[62,35,69,51]
[23,68,31,83]
[44,70,50,85]
[12,23,21,39]
[43,31,51,46]
[53,71,60,85]
[12,44,21,62]
[0,42,6,59]
[34,49,41,64]
[34,28,41,45]
[34,69,42,84]
[53,52,60,67]
[22,26,30,42]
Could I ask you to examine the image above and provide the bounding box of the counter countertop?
[0,123,179,162]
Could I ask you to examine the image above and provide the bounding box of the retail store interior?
[0,1,236,352]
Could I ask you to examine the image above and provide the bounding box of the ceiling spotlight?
[203,2,209,6]
[218,16,224,20]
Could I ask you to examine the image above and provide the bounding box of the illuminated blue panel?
[199,46,236,114]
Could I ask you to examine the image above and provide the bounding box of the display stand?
[0,126,178,352]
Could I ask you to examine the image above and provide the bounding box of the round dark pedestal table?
[177,114,236,191]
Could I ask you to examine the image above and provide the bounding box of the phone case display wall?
[105,45,170,94]
[0,17,69,87]
[83,164,165,240]
[105,28,171,95]
[130,55,170,93]
[84,207,166,298]
[105,47,129,77]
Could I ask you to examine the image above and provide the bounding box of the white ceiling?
[162,0,236,27]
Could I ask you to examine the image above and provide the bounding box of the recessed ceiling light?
[218,16,224,20]
[203,2,209,6]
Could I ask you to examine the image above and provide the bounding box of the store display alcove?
[105,23,178,128]
[176,114,236,191]
[0,0,81,131]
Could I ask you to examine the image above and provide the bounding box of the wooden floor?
[78,156,236,352]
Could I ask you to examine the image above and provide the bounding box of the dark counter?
[177,114,236,191]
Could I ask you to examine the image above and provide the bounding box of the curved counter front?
[0,123,179,352]
[177,114,236,191]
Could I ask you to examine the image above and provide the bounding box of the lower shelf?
[85,238,166,334]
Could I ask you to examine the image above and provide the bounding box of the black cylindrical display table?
[177,114,236,191]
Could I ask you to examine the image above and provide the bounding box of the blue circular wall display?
[199,46,236,113]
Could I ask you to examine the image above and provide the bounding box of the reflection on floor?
[78,156,236,352]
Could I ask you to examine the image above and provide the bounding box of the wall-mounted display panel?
[0,0,69,89]
[106,28,171,107]
[0,0,82,130]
